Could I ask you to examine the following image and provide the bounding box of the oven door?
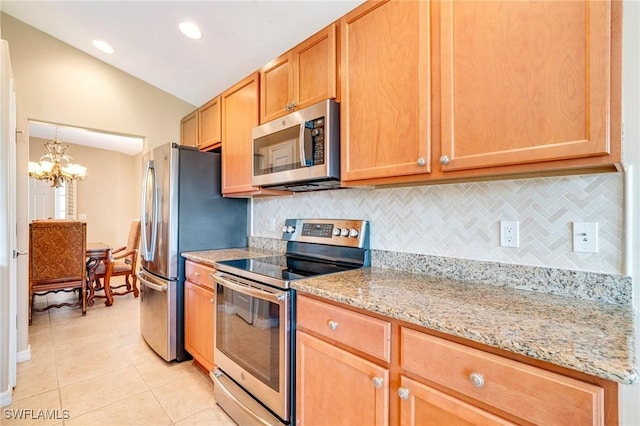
[212,271,291,423]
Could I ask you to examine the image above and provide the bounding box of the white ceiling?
[1,0,365,107]
[3,0,364,153]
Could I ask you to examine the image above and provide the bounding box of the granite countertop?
[182,248,638,385]
[182,247,279,265]
[293,268,639,385]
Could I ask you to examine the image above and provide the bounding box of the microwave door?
[299,122,313,167]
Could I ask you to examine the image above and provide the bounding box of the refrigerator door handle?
[141,160,158,261]
[137,272,168,292]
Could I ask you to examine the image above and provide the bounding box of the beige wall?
[1,12,196,362]
[29,138,136,246]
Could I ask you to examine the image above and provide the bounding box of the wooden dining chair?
[29,220,87,325]
[91,220,141,302]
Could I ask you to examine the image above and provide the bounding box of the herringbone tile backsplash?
[252,173,625,275]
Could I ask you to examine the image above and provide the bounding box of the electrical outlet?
[573,222,598,253]
[500,221,519,248]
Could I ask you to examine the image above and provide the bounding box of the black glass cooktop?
[215,255,357,285]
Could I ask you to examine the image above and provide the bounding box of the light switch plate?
[573,222,598,253]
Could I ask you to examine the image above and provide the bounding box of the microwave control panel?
[305,118,325,166]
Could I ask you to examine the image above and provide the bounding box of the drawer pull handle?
[398,387,410,400]
[327,320,339,331]
[469,372,485,388]
[372,377,383,388]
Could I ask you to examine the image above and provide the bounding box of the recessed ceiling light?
[93,40,114,54]
[179,22,202,40]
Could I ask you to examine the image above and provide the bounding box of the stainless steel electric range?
[210,218,370,426]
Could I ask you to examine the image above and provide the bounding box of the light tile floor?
[5,277,236,426]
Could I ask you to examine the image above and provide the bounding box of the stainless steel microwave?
[252,99,340,191]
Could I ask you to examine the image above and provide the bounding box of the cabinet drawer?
[185,260,215,290]
[297,295,391,362]
[401,328,604,425]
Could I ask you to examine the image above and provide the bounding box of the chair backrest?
[125,220,141,265]
[29,220,86,285]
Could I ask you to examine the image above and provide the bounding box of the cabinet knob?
[469,372,485,388]
[398,387,410,400]
[210,298,214,304]
[194,271,200,277]
[327,320,339,331]
[439,155,450,165]
[291,102,297,110]
[416,157,426,167]
[372,377,384,388]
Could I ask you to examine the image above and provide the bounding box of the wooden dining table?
[86,242,114,306]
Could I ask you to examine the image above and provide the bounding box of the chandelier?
[28,135,87,188]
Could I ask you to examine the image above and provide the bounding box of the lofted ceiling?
[1,0,365,107]
[2,1,365,153]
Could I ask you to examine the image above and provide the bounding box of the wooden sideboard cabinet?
[184,260,215,372]
[260,23,337,124]
[295,293,614,426]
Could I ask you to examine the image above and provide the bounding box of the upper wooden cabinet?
[340,0,431,183]
[180,97,221,151]
[180,110,198,148]
[221,72,261,196]
[260,23,337,124]
[436,0,618,175]
[340,0,620,187]
[198,96,221,151]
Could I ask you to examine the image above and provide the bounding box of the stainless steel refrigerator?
[138,143,247,362]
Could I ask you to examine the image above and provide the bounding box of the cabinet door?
[184,280,215,372]
[293,23,337,112]
[398,376,515,426]
[199,96,221,151]
[180,110,198,148]
[340,0,431,182]
[260,53,292,124]
[221,72,260,195]
[438,0,613,172]
[296,331,389,426]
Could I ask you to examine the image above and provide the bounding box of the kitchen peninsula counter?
[181,248,638,385]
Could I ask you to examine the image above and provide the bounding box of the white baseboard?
[0,385,12,408]
[16,345,31,363]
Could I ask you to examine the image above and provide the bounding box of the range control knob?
[286,226,295,233]
[340,228,349,237]
[332,227,341,237]
[349,228,359,238]
[282,226,288,233]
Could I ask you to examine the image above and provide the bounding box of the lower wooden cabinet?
[184,260,215,372]
[295,294,613,426]
[296,331,389,426]
[398,375,515,426]
[401,328,605,425]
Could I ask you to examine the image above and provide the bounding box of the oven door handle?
[211,272,286,304]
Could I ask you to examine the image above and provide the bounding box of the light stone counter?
[181,248,638,385]
[292,267,639,385]
[182,247,279,266]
